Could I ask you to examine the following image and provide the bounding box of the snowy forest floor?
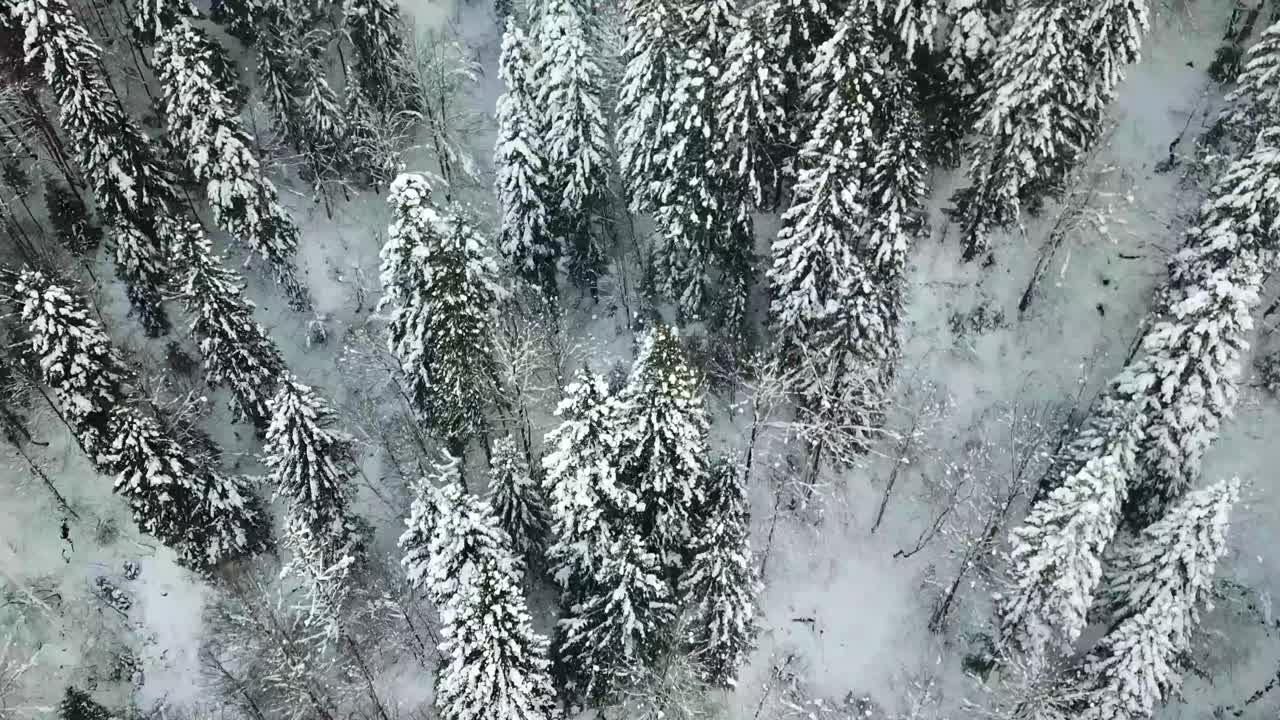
[4,1,1280,719]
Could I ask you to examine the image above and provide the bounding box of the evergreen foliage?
[767,1,887,420]
[949,0,1146,260]
[58,687,113,720]
[155,21,310,309]
[679,458,759,688]
[650,0,741,320]
[170,222,286,427]
[553,529,676,702]
[12,270,124,456]
[495,26,560,298]
[487,434,549,561]
[615,0,679,212]
[1001,125,1280,659]
[380,173,504,450]
[1076,479,1239,720]
[424,478,560,720]
[342,0,420,116]
[43,180,102,256]
[132,0,194,44]
[616,325,709,574]
[265,376,366,636]
[542,370,632,595]
[537,0,611,293]
[105,404,271,570]
[14,0,176,334]
[718,7,787,209]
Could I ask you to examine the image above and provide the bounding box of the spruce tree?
[155,21,310,309]
[999,410,1140,660]
[58,687,112,720]
[495,26,560,298]
[296,28,349,195]
[1075,479,1239,720]
[760,0,837,144]
[767,2,886,411]
[170,222,287,427]
[874,0,942,59]
[43,180,102,256]
[650,0,741,320]
[425,478,560,720]
[105,404,271,570]
[718,7,788,209]
[949,0,1145,260]
[542,370,632,594]
[554,529,676,702]
[487,434,549,560]
[1224,20,1280,142]
[15,0,175,334]
[265,376,366,635]
[858,74,927,374]
[615,0,679,212]
[401,458,454,597]
[131,0,194,44]
[380,173,503,451]
[537,0,611,294]
[1114,126,1280,527]
[616,325,710,574]
[12,270,125,457]
[342,0,419,116]
[1001,126,1280,659]
[679,458,759,688]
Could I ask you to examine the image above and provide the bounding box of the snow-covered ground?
[5,1,1280,719]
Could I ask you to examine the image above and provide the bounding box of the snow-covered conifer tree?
[1224,20,1280,140]
[554,529,676,702]
[760,0,837,132]
[999,408,1140,660]
[400,458,453,596]
[948,2,1091,260]
[542,370,632,595]
[950,0,1146,260]
[768,3,887,403]
[380,173,504,451]
[616,324,710,574]
[1075,479,1239,720]
[155,21,310,309]
[718,7,787,209]
[537,0,611,293]
[1001,126,1280,658]
[265,376,366,635]
[296,29,349,193]
[44,180,102,256]
[487,434,549,560]
[679,458,759,688]
[15,0,176,334]
[615,0,679,211]
[131,0,194,44]
[423,477,560,720]
[495,27,560,298]
[170,223,286,427]
[650,0,742,320]
[58,687,112,720]
[874,0,942,59]
[1114,126,1280,526]
[105,405,270,570]
[12,270,124,458]
[342,0,419,116]
[857,76,927,373]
